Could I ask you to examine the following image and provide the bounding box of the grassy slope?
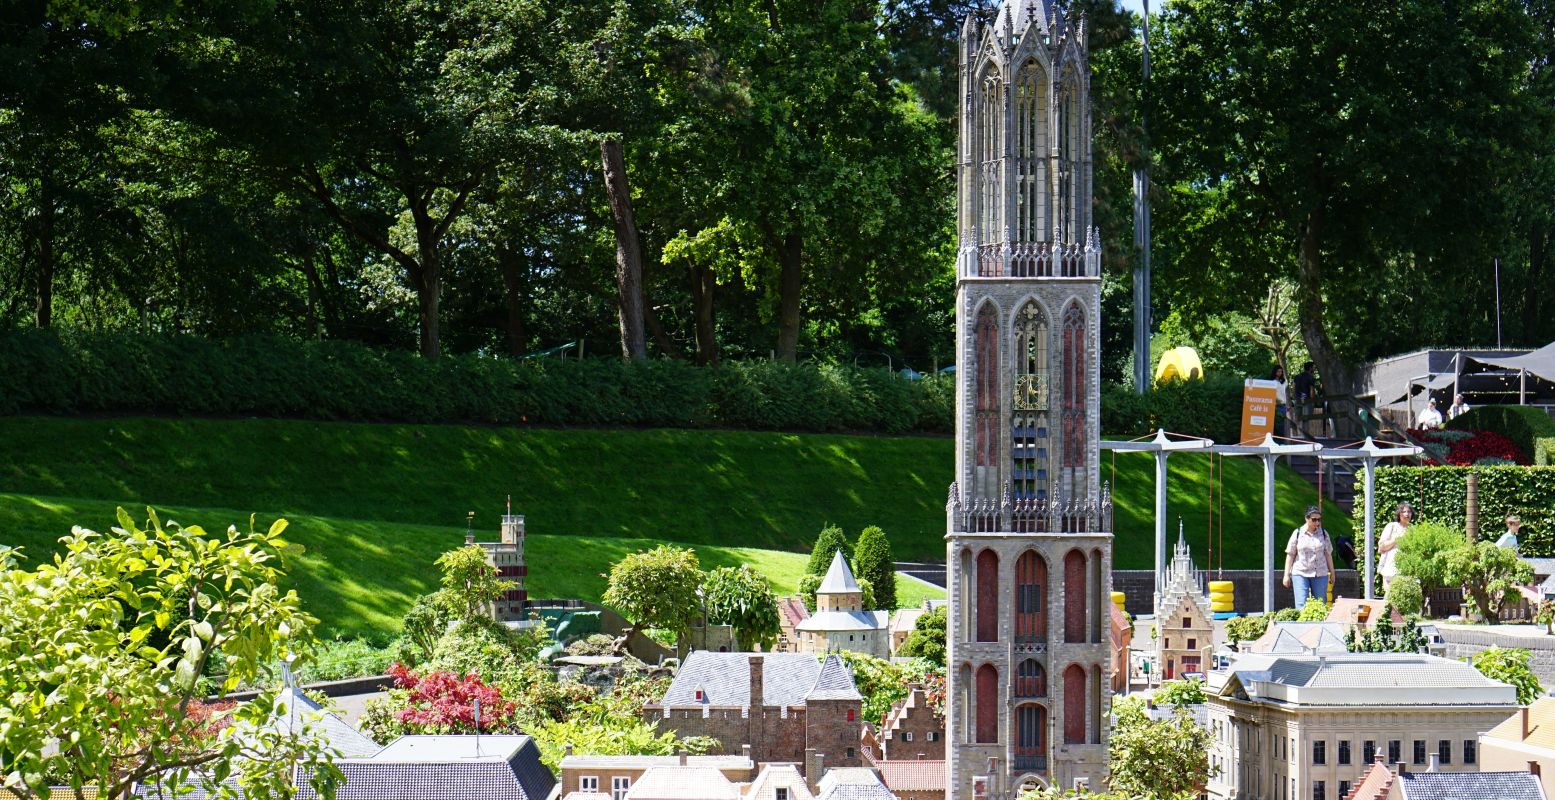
[0,416,1350,632]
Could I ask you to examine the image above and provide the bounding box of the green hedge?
[0,330,952,433]
[1100,374,1244,443]
[1449,405,1555,466]
[1364,465,1555,556]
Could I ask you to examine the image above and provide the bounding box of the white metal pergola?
[1100,429,1212,612]
[1315,437,1424,599]
[1210,434,1322,615]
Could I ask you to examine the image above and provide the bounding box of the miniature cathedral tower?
[945,2,1112,797]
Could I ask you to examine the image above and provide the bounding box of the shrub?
[898,606,947,665]
[1395,521,1466,589]
[1100,373,1244,442]
[1450,406,1555,467]
[1409,428,1528,465]
[1297,598,1330,622]
[1272,607,1301,622]
[1367,466,1555,556]
[1224,614,1269,643]
[1470,647,1543,705]
[1155,677,1207,707]
[0,329,952,434]
[852,526,896,611]
[299,638,397,682]
[1385,575,1424,617]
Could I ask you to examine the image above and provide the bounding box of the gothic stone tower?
[945,2,1112,797]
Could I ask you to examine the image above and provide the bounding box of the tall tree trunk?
[496,244,528,359]
[411,206,441,360]
[35,182,54,329]
[691,261,718,366]
[775,231,803,363]
[601,137,647,363]
[643,298,682,358]
[1294,198,1355,400]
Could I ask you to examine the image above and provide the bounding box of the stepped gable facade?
[879,684,945,761]
[945,0,1112,796]
[795,552,891,657]
[1156,533,1213,679]
[643,652,864,769]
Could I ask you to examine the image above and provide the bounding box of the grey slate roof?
[818,551,861,594]
[815,768,897,800]
[807,655,863,701]
[1524,557,1555,579]
[1259,654,1496,689]
[295,735,554,800]
[796,610,889,633]
[1399,771,1546,800]
[273,687,382,758]
[661,652,834,708]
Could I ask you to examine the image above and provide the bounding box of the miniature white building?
[795,552,889,657]
[1156,532,1214,679]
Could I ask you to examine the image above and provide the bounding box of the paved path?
[896,561,946,588]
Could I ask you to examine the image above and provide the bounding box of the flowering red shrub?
[386,663,517,733]
[1408,429,1529,466]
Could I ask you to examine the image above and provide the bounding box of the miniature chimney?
[804,750,824,794]
[1526,707,1534,740]
[1530,761,1542,778]
[1427,753,1439,772]
[741,744,751,760]
[749,655,765,711]
[678,749,687,766]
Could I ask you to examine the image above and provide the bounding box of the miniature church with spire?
[795,550,890,657]
[944,0,1113,795]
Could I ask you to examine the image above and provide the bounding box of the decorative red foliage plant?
[386,663,517,733]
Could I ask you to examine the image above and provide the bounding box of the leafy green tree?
[1108,696,1214,800]
[807,524,852,576]
[0,508,342,800]
[437,545,505,621]
[400,590,456,665]
[1472,647,1544,705]
[602,545,704,656]
[1225,614,1269,644]
[1155,677,1207,707]
[1155,0,1540,391]
[1296,598,1330,622]
[852,525,896,611]
[703,566,779,651]
[832,650,911,725]
[1396,522,1466,589]
[1445,541,1535,623]
[1385,575,1424,617]
[898,605,947,665]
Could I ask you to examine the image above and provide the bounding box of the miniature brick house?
[1155,533,1212,680]
[466,498,527,623]
[643,652,864,771]
[879,684,945,761]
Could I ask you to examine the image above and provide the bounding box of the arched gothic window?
[1061,302,1087,497]
[974,303,1001,497]
[976,549,1000,643]
[1015,704,1046,769]
[1056,74,1081,242]
[1013,61,1048,244]
[1011,301,1049,500]
[1090,548,1105,643]
[1063,549,1086,644]
[976,664,999,744]
[1014,551,1047,641]
[1091,664,1104,744]
[1014,658,1046,697]
[977,67,1003,246]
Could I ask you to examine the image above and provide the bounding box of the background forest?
[3,0,1553,389]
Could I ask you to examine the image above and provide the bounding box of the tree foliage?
[806,524,852,576]
[1224,613,1270,644]
[1384,576,1424,617]
[702,566,779,651]
[898,605,947,665]
[1471,647,1544,705]
[1395,521,1467,589]
[852,525,896,611]
[437,545,505,621]
[0,508,341,800]
[1445,541,1535,623]
[602,545,704,654]
[1107,697,1214,800]
[1154,678,1207,708]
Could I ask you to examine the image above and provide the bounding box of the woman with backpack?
[1283,506,1336,607]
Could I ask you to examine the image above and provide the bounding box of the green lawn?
[0,493,942,638]
[0,416,1351,634]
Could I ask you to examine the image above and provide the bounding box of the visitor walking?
[1271,365,1289,436]
[1496,513,1521,553]
[1448,393,1471,420]
[1378,502,1412,591]
[1283,507,1335,607]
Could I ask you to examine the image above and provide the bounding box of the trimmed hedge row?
[1100,374,1244,444]
[1365,465,1555,556]
[1449,405,1555,466]
[0,330,953,433]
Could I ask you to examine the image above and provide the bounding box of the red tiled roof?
[875,760,946,792]
[1343,757,1394,800]
[778,596,809,627]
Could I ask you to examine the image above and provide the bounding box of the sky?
[1118,0,1148,13]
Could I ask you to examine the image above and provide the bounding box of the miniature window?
[927,731,939,742]
[611,777,630,800]
[1412,740,1426,765]
[776,790,789,800]
[904,732,914,742]
[580,777,599,792]
[1437,740,1451,765]
[1464,739,1477,764]
[1338,740,1351,765]
[1313,780,1325,800]
[694,689,704,702]
[847,709,855,722]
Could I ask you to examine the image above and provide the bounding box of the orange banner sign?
[1240,378,1281,444]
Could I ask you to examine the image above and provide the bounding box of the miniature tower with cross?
[944,1,1113,796]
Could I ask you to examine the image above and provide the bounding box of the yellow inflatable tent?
[1154,346,1204,383]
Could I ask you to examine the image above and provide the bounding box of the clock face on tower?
[1014,374,1048,411]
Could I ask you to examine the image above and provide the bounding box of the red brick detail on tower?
[1063,549,1086,643]
[1014,551,1047,641]
[1062,665,1085,744]
[976,549,1000,643]
[975,664,999,744]
[974,304,1000,470]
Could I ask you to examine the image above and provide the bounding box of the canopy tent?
[1371,342,1555,410]
[1464,340,1555,384]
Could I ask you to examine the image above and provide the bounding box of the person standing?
[1448,393,1471,420]
[1283,507,1336,607]
[1496,513,1521,553]
[1292,361,1317,436]
[1271,365,1289,437]
[1378,502,1412,591]
[1416,398,1444,429]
